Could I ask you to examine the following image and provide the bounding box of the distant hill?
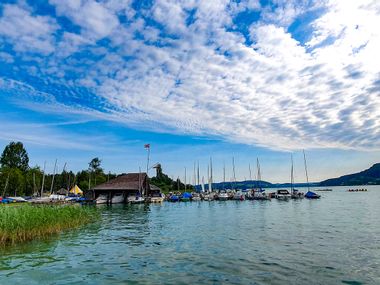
[320,163,380,186]
[195,180,319,191]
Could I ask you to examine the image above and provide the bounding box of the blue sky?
[0,0,379,183]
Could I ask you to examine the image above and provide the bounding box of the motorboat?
[232,190,245,201]
[202,192,214,201]
[147,193,165,203]
[168,194,179,202]
[253,190,271,200]
[96,194,108,204]
[291,189,304,199]
[217,190,229,201]
[128,194,145,204]
[305,191,321,199]
[111,193,125,204]
[180,192,192,202]
[191,193,202,201]
[275,189,291,200]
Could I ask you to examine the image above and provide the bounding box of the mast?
[256,158,261,191]
[210,157,213,192]
[197,161,200,186]
[249,163,252,181]
[303,150,310,192]
[184,167,187,192]
[193,162,196,187]
[50,159,57,194]
[291,154,294,193]
[2,173,10,197]
[33,172,36,195]
[201,176,205,192]
[41,161,46,197]
[232,157,236,190]
[223,162,226,190]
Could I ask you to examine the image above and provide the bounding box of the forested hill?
[320,163,380,186]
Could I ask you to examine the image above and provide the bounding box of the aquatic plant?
[0,204,99,245]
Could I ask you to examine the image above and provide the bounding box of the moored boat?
[232,190,245,201]
[217,190,229,201]
[180,192,192,202]
[275,189,291,200]
[303,150,320,200]
[96,194,108,204]
[191,192,201,201]
[111,193,125,204]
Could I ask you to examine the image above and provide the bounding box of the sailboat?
[253,158,270,200]
[217,161,229,201]
[290,154,304,199]
[128,170,145,204]
[303,150,321,199]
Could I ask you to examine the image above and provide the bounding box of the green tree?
[0,167,25,196]
[0,142,29,172]
[88,157,102,173]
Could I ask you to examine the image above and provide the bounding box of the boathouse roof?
[92,173,148,191]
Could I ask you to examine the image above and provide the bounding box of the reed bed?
[0,204,99,245]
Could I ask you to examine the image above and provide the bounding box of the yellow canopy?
[69,185,83,195]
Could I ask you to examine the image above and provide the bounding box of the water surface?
[1,186,380,284]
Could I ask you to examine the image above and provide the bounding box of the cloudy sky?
[0,0,379,183]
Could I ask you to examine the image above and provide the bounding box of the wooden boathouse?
[85,173,152,201]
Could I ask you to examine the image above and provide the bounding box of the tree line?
[0,141,194,197]
[0,141,116,197]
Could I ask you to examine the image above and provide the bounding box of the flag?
[144,144,150,149]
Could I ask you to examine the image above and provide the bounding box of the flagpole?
[146,145,150,175]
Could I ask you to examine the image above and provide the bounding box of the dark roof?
[149,184,161,191]
[92,173,148,191]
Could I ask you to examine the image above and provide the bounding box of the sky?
[0,0,379,183]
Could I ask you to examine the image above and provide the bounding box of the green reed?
[0,204,99,245]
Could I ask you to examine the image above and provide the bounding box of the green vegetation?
[150,164,193,193]
[320,163,380,186]
[0,141,116,196]
[0,204,99,245]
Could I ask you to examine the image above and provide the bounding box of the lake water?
[1,186,380,284]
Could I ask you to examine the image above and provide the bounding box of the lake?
[1,186,380,284]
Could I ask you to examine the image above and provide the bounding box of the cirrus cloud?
[0,0,379,151]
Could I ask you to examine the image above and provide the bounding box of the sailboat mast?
[184,167,187,192]
[256,158,261,191]
[291,154,294,193]
[210,157,213,192]
[50,159,57,194]
[232,157,236,189]
[223,162,226,190]
[41,161,46,197]
[303,150,310,192]
[197,161,200,186]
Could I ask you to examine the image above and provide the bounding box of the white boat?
[111,193,125,204]
[275,189,291,200]
[128,194,145,204]
[290,155,304,199]
[191,193,202,201]
[8,196,28,203]
[202,192,214,201]
[253,190,271,200]
[217,190,229,201]
[232,190,245,201]
[148,193,165,203]
[49,194,66,200]
[252,159,271,200]
[96,194,108,204]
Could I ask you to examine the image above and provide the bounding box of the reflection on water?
[1,186,380,284]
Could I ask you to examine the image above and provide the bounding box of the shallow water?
[1,186,380,284]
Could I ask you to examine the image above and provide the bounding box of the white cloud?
[0,0,379,151]
[0,4,57,54]
[49,0,120,39]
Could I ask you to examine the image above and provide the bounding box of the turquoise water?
[1,186,380,284]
